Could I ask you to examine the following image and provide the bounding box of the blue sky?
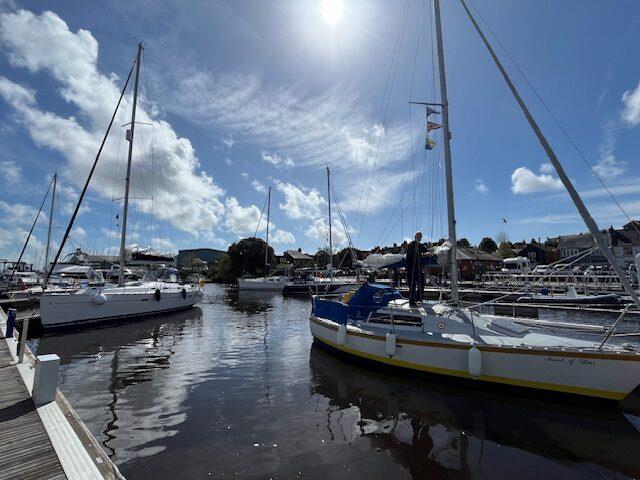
[1,0,639,268]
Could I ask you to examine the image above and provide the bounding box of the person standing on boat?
[406,231,427,306]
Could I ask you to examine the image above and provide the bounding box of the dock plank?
[0,340,67,480]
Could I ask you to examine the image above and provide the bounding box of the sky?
[1,0,640,268]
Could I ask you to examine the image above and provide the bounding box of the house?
[176,248,226,270]
[283,249,314,268]
[556,233,607,264]
[515,241,559,266]
[609,224,640,266]
[456,247,502,280]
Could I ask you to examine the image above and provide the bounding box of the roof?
[557,234,596,250]
[456,247,502,262]
[284,250,313,260]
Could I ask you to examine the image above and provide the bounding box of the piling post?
[18,317,29,363]
[33,354,60,405]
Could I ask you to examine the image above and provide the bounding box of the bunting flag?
[425,136,436,150]
[427,121,443,132]
[426,106,440,117]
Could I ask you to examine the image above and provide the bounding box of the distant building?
[609,224,640,266]
[515,242,558,266]
[556,234,605,264]
[176,248,226,270]
[456,247,502,280]
[283,249,314,268]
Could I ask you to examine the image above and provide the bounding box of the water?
[30,284,640,479]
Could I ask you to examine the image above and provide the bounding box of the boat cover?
[312,282,403,325]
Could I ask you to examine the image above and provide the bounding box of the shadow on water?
[309,342,640,479]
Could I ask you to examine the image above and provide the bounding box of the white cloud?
[338,168,410,216]
[151,237,176,253]
[251,179,267,194]
[223,197,262,235]
[275,181,325,220]
[474,179,489,195]
[0,199,39,226]
[71,225,86,239]
[511,165,563,194]
[270,228,295,244]
[164,71,410,172]
[221,134,234,148]
[0,9,225,234]
[593,155,626,180]
[305,218,350,249]
[539,163,553,174]
[261,151,294,168]
[621,81,640,125]
[0,160,22,185]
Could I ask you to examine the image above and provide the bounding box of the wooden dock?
[0,311,124,479]
[0,340,66,480]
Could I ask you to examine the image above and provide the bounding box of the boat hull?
[237,277,285,291]
[40,288,203,328]
[310,316,640,401]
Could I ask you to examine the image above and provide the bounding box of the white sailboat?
[238,186,287,291]
[40,43,203,328]
[310,0,640,401]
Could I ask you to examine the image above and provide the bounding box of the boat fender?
[154,288,161,302]
[385,332,396,357]
[181,288,187,299]
[468,346,482,378]
[93,293,107,305]
[337,324,347,346]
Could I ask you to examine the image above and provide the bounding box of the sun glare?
[321,0,344,26]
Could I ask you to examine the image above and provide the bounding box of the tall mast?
[43,172,57,278]
[460,0,640,309]
[265,186,271,274]
[433,0,459,304]
[327,166,333,279]
[118,42,143,287]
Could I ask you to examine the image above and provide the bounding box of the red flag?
[427,121,443,132]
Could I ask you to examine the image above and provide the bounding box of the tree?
[209,254,235,283]
[479,237,498,253]
[496,231,515,259]
[336,247,355,269]
[227,237,274,278]
[457,238,471,248]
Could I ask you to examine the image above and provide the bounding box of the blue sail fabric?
[312,282,403,325]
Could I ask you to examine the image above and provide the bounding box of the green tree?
[227,237,274,278]
[457,238,471,248]
[209,254,235,283]
[479,237,498,253]
[496,231,515,258]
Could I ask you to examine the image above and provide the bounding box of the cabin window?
[623,246,633,256]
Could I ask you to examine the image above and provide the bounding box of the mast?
[433,0,459,304]
[43,172,57,278]
[265,186,271,274]
[459,0,640,310]
[118,42,143,287]
[327,166,333,279]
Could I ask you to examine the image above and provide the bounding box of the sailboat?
[39,43,203,328]
[309,0,640,401]
[237,186,287,291]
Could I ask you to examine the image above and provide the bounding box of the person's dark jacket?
[406,240,427,273]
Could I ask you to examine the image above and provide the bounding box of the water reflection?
[309,343,640,479]
[34,308,205,462]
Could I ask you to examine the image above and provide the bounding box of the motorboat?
[517,286,620,305]
[238,276,287,292]
[40,268,203,328]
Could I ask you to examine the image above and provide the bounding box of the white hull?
[310,315,640,400]
[40,283,203,328]
[237,277,286,291]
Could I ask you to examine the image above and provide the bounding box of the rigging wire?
[467,0,640,236]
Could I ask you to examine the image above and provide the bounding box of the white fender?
[337,324,347,346]
[468,346,482,377]
[93,293,107,305]
[566,285,577,298]
[635,253,640,287]
[385,332,396,357]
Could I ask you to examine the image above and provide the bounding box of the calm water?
[31,284,640,479]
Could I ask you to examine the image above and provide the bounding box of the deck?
[0,339,67,480]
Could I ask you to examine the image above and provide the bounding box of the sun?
[321,0,344,26]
